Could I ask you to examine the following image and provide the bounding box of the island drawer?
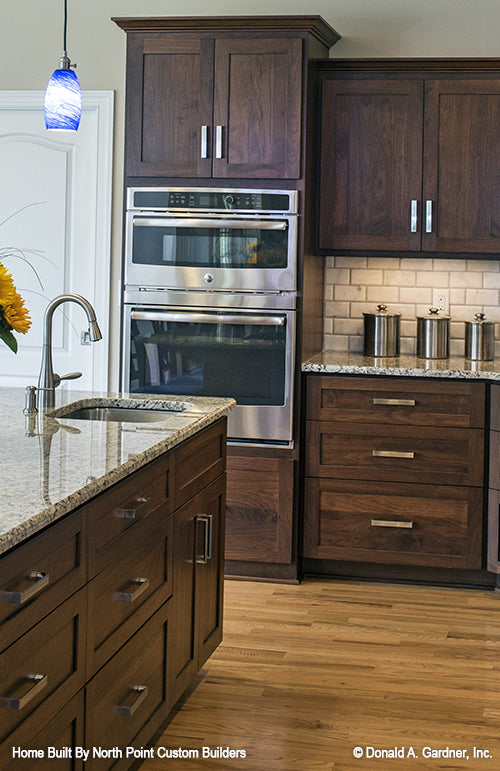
[306,376,486,428]
[87,503,173,673]
[0,589,86,749]
[0,510,87,653]
[173,418,226,509]
[85,601,173,770]
[87,452,171,577]
[305,422,484,486]
[303,478,483,569]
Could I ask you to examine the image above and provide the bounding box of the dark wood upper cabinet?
[114,16,340,180]
[317,63,500,256]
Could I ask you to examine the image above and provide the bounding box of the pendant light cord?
[63,0,68,56]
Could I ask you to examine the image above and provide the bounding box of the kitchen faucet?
[36,293,102,409]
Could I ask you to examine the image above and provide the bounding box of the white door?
[0,91,113,393]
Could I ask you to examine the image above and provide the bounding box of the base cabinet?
[303,375,486,580]
[0,418,227,767]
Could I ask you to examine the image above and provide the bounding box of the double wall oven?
[122,187,298,446]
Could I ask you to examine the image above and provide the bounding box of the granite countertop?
[302,351,500,380]
[0,387,235,556]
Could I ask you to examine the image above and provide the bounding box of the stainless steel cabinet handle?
[114,496,149,520]
[372,450,415,459]
[215,125,223,159]
[0,571,49,604]
[425,200,433,233]
[410,200,418,233]
[373,398,416,407]
[371,519,414,529]
[201,125,208,159]
[113,685,149,716]
[196,514,213,564]
[131,310,285,327]
[0,673,48,710]
[113,577,150,603]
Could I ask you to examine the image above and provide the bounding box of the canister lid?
[363,304,401,318]
[467,312,494,326]
[417,307,450,321]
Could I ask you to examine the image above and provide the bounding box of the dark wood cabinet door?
[213,38,302,179]
[318,78,423,251]
[422,79,500,253]
[125,34,214,177]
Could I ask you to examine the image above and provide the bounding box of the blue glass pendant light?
[44,0,81,130]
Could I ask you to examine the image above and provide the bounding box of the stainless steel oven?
[122,187,299,446]
[125,187,298,293]
[122,291,296,445]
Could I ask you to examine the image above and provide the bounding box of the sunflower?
[3,290,31,334]
[0,262,15,308]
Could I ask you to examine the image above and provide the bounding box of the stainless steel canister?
[416,307,450,359]
[363,304,401,357]
[465,313,495,361]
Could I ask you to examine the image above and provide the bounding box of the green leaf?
[0,323,17,353]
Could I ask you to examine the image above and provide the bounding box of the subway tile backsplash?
[323,256,500,357]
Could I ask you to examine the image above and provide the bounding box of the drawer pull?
[0,571,49,604]
[372,449,415,459]
[373,398,416,407]
[113,685,149,716]
[196,514,213,564]
[0,673,48,710]
[114,496,149,520]
[113,577,150,603]
[371,519,414,529]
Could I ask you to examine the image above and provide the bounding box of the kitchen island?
[0,387,234,769]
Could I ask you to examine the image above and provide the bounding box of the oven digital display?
[131,188,295,213]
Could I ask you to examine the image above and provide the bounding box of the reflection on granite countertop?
[302,351,500,380]
[0,387,235,556]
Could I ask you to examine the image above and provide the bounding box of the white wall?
[1,1,499,383]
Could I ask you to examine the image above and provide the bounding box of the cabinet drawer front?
[88,453,171,576]
[306,422,484,486]
[86,602,172,770]
[0,590,86,747]
[88,506,173,673]
[307,376,485,428]
[0,511,86,653]
[173,418,226,509]
[304,478,483,569]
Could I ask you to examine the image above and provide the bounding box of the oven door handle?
[131,310,286,326]
[132,217,287,231]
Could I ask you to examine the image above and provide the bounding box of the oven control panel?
[127,187,298,214]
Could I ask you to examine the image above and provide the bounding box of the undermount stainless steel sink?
[53,401,194,423]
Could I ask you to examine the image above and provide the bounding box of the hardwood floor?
[142,578,500,770]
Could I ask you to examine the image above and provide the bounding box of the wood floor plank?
[140,579,500,770]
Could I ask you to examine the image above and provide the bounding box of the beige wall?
[1,1,500,382]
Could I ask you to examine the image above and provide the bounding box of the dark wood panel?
[423,79,500,252]
[85,602,172,771]
[489,430,500,491]
[0,511,86,653]
[225,456,294,564]
[304,478,483,569]
[87,508,173,674]
[306,376,486,428]
[213,38,302,178]
[125,35,213,177]
[0,590,86,749]
[488,488,500,574]
[88,452,170,578]
[306,421,484,486]
[318,79,423,251]
[490,383,500,431]
[173,418,226,510]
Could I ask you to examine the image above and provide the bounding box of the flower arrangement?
[0,261,31,352]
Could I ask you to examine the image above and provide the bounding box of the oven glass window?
[132,220,289,270]
[128,314,286,405]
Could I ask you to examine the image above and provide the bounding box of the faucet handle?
[23,385,38,415]
[53,372,82,387]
